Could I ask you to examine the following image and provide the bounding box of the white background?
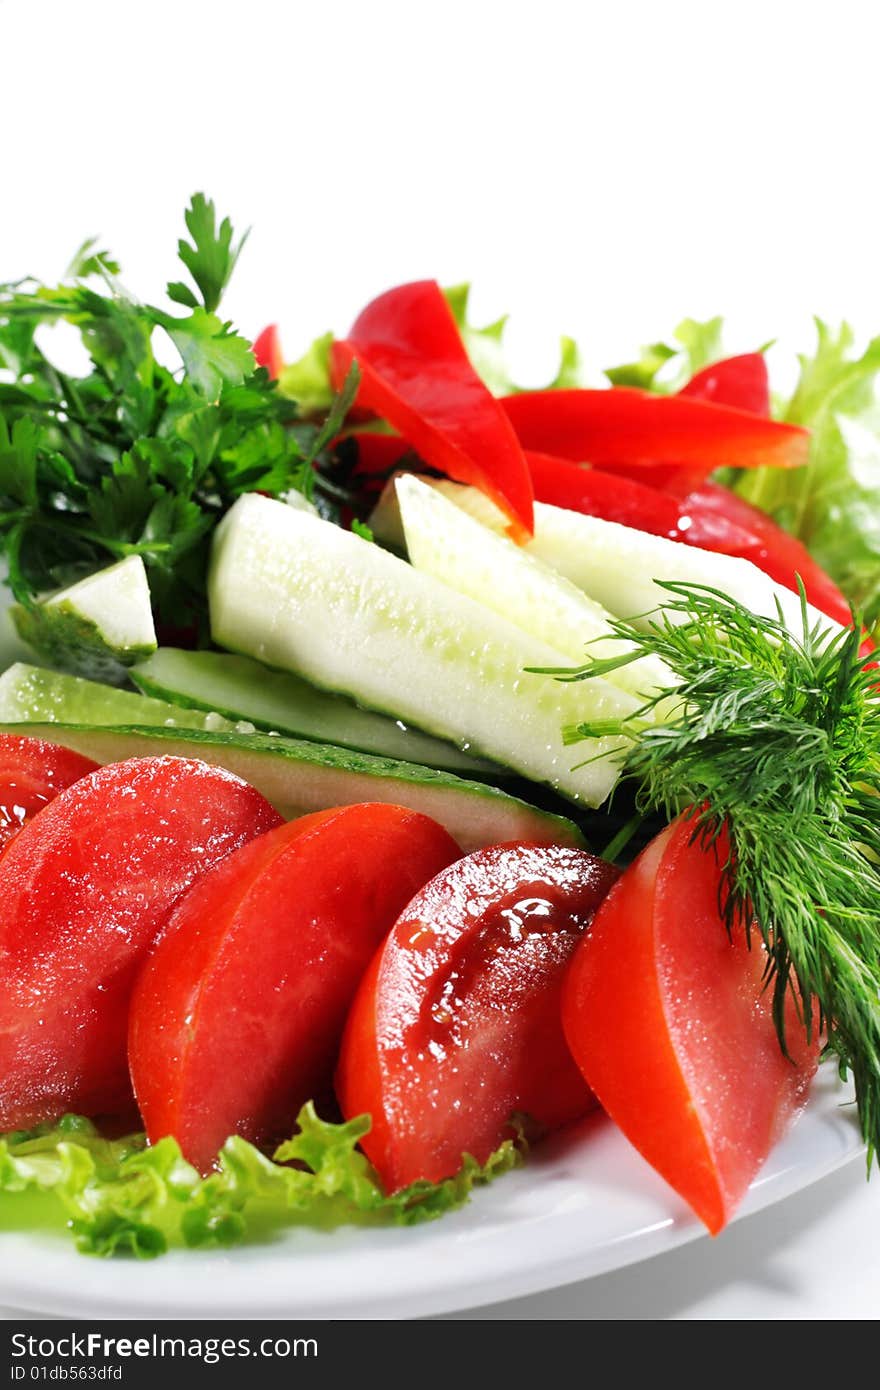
[2,0,880,1320]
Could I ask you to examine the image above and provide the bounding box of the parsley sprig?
[555,585,880,1159]
[0,194,357,634]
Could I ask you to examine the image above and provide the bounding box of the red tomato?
[0,756,281,1130]
[0,735,99,851]
[129,803,460,1171]
[562,815,820,1234]
[337,843,619,1192]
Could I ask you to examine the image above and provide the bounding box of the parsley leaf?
[0,196,355,644]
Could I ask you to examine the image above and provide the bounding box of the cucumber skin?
[130,647,497,776]
[11,602,155,687]
[0,721,587,855]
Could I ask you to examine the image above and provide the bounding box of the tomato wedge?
[337,843,619,1192]
[562,815,820,1234]
[502,387,808,474]
[0,734,98,851]
[0,756,281,1130]
[129,803,460,1171]
[331,281,534,536]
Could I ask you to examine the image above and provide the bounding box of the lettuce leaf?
[444,283,585,394]
[604,315,725,391]
[736,320,880,626]
[277,332,335,415]
[0,1106,522,1259]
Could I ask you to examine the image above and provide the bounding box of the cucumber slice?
[0,662,239,733]
[380,478,839,639]
[395,474,673,703]
[209,494,636,806]
[12,556,157,686]
[0,721,585,854]
[130,648,496,775]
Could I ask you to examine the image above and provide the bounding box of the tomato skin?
[129,803,461,1172]
[562,816,820,1234]
[331,281,534,536]
[0,756,281,1130]
[337,843,619,1192]
[0,735,99,852]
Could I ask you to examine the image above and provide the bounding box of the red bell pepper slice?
[526,452,855,632]
[331,281,534,535]
[252,324,284,380]
[680,353,770,415]
[344,431,414,477]
[625,352,773,494]
[502,386,808,476]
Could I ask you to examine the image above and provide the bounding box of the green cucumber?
[395,474,673,703]
[12,556,157,686]
[209,494,636,806]
[130,648,496,775]
[0,662,240,732]
[0,721,586,853]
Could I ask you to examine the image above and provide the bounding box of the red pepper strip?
[680,353,770,415]
[344,431,414,476]
[331,281,534,536]
[252,324,284,380]
[502,387,808,476]
[526,452,859,636]
[621,353,773,495]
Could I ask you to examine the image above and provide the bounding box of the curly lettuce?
[736,320,880,628]
[0,1107,521,1259]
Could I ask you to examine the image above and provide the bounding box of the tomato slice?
[129,803,460,1171]
[336,843,619,1192]
[0,734,99,851]
[562,815,820,1234]
[0,756,281,1130]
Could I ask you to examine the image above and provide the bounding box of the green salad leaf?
[0,1106,522,1259]
[444,283,585,394]
[736,320,880,628]
[605,315,725,391]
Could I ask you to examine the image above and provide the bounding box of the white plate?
[0,610,864,1319]
[0,1064,862,1320]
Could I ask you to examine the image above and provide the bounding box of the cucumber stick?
[0,722,585,854]
[12,556,157,686]
[130,648,496,774]
[395,474,673,702]
[0,663,240,733]
[209,494,636,806]
[379,477,839,639]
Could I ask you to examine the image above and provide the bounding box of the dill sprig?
[557,583,880,1160]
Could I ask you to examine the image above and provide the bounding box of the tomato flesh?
[562,816,820,1233]
[0,756,281,1130]
[0,734,99,851]
[129,803,461,1171]
[337,843,619,1192]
